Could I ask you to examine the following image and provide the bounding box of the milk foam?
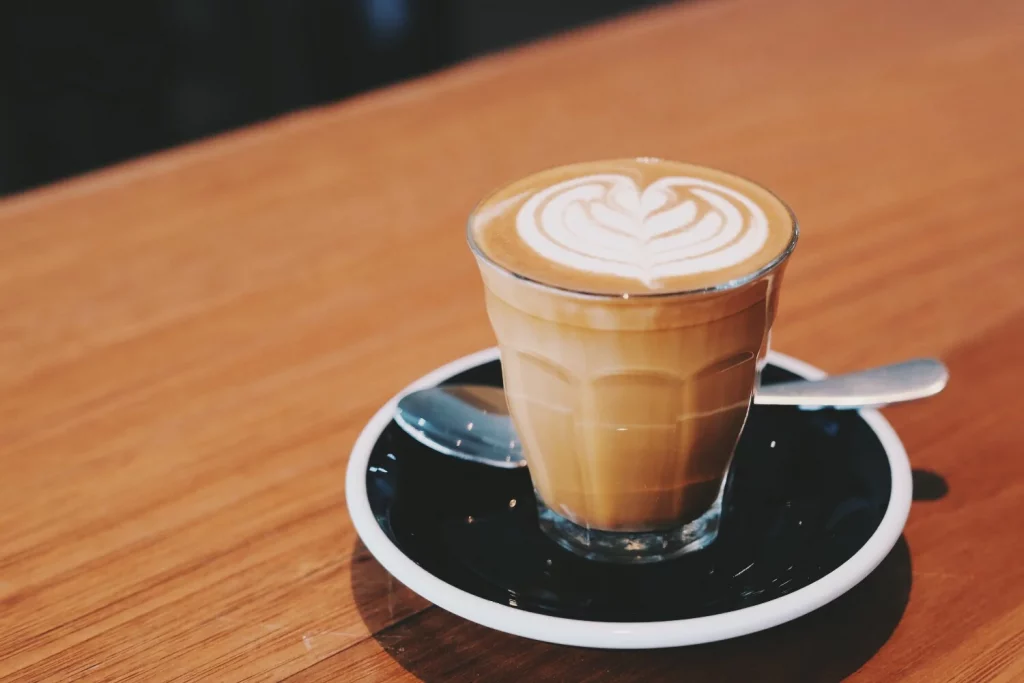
[515,174,769,288]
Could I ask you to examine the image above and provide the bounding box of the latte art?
[516,174,769,287]
[470,159,796,295]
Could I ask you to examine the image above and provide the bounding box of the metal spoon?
[394,358,948,469]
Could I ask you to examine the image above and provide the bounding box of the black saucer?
[361,358,896,624]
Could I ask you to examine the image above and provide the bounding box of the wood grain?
[1,0,1022,679]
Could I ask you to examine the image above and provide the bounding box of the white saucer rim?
[345,348,912,649]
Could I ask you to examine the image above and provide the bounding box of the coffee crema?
[470,158,795,295]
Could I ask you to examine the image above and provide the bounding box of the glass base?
[537,496,722,565]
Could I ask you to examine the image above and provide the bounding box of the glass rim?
[466,158,799,300]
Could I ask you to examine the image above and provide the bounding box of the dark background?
[0,0,671,197]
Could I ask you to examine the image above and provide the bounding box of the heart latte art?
[516,174,769,287]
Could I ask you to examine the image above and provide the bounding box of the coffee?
[471,158,794,295]
[469,159,797,562]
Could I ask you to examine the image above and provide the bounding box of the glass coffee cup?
[468,159,797,563]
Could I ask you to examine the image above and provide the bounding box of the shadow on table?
[351,536,912,683]
[911,469,949,501]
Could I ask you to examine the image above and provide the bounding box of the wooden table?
[2,0,1022,680]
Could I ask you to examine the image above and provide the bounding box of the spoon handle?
[755,358,948,409]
